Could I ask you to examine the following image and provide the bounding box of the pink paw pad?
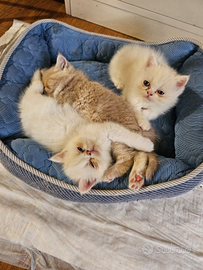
[135,174,142,181]
[129,173,144,190]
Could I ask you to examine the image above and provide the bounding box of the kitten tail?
[145,152,159,180]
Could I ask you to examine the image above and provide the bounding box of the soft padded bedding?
[0,19,202,203]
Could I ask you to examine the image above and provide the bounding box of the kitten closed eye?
[77,146,84,152]
[89,158,98,169]
[89,159,95,168]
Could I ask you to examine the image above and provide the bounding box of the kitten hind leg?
[129,152,147,190]
[104,158,134,182]
[136,109,151,131]
[129,152,158,190]
[103,142,134,182]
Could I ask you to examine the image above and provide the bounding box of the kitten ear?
[49,151,66,163]
[55,53,69,70]
[175,75,190,95]
[78,179,97,194]
[146,54,158,68]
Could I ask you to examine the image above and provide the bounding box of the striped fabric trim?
[1,140,202,203]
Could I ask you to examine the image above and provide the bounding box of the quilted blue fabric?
[0,20,202,202]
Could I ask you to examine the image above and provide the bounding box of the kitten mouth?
[145,94,152,101]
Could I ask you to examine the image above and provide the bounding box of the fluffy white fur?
[109,45,190,130]
[19,70,154,194]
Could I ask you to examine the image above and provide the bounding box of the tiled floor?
[0,1,137,269]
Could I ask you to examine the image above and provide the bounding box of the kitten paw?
[128,173,144,190]
[128,151,148,190]
[112,79,124,90]
[140,138,154,153]
[32,81,44,94]
[103,166,122,183]
[32,69,41,82]
[115,83,124,90]
[31,70,44,94]
[103,171,117,183]
[138,119,151,131]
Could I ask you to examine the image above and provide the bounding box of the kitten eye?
[143,80,150,87]
[77,147,84,153]
[89,159,95,168]
[156,90,165,96]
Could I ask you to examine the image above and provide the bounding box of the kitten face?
[41,53,75,96]
[41,66,65,96]
[125,64,189,118]
[110,47,190,120]
[138,66,181,100]
[40,67,57,95]
[50,134,112,194]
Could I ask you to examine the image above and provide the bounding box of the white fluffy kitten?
[19,70,154,194]
[109,45,190,130]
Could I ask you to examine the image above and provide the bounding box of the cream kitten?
[109,45,190,130]
[41,53,159,190]
[19,70,154,193]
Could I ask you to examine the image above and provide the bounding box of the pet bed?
[0,19,202,203]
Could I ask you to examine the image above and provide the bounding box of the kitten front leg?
[135,109,151,131]
[106,122,154,152]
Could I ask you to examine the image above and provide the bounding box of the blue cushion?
[0,20,202,202]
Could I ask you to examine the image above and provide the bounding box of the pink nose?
[86,150,92,156]
[147,90,153,97]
